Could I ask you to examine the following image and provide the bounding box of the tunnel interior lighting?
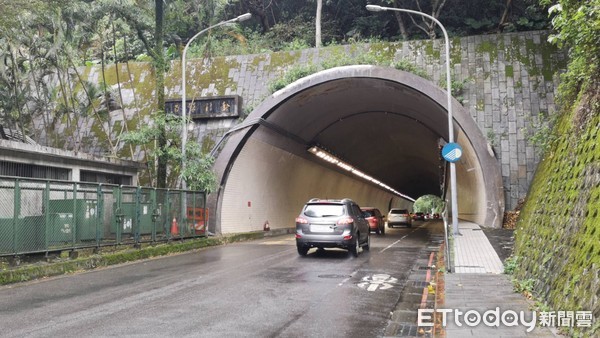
[308,146,415,201]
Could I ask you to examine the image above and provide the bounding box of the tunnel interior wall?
[453,130,487,225]
[220,137,412,234]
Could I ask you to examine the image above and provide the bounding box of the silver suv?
[387,208,412,227]
[295,198,370,257]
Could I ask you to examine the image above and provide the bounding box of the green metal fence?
[0,176,208,256]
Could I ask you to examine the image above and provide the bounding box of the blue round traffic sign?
[442,143,463,163]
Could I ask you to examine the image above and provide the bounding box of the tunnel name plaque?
[165,95,241,120]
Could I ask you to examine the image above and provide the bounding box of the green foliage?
[512,277,535,294]
[503,255,519,274]
[393,59,430,79]
[413,195,445,214]
[464,18,494,31]
[486,129,498,147]
[268,63,319,93]
[438,77,472,104]
[526,123,554,153]
[121,111,217,192]
[267,49,431,94]
[181,142,217,194]
[522,112,559,154]
[511,3,600,332]
[545,1,600,103]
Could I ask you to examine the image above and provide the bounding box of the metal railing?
[0,176,208,257]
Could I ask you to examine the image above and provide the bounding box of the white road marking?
[357,274,398,291]
[380,235,407,253]
[338,270,358,286]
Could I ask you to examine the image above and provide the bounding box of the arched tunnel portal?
[209,65,504,234]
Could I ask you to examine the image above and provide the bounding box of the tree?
[413,194,445,214]
[544,0,600,92]
[391,1,410,40]
[315,0,322,47]
[154,0,168,188]
[409,0,448,39]
[121,112,217,192]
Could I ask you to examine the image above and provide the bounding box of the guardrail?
[0,176,207,257]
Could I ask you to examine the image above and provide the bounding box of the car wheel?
[297,245,309,256]
[381,226,385,235]
[363,233,370,251]
[349,237,359,257]
[376,227,381,235]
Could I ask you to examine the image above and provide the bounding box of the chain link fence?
[0,176,207,256]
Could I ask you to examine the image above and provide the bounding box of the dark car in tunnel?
[412,212,425,221]
[295,198,370,257]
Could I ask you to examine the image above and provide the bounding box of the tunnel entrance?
[210,65,504,234]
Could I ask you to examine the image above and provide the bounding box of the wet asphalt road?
[0,221,444,337]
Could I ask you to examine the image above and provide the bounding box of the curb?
[0,231,267,286]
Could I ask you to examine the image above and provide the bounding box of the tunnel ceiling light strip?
[308,146,415,202]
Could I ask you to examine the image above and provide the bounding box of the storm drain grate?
[395,323,419,337]
[413,281,429,288]
[318,274,350,279]
[418,266,433,270]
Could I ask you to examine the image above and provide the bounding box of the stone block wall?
[33,30,567,210]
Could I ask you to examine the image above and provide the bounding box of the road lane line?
[380,235,407,253]
[338,270,358,286]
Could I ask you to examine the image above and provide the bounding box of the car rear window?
[304,204,345,217]
[362,210,375,217]
[390,209,408,214]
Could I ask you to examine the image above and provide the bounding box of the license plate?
[310,224,334,233]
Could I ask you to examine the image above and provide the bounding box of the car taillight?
[295,234,302,238]
[296,217,308,224]
[343,235,353,240]
[337,217,354,225]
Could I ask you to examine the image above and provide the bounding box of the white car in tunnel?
[387,208,412,228]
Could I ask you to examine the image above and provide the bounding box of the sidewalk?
[444,220,562,337]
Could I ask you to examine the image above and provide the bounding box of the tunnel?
[208,65,504,234]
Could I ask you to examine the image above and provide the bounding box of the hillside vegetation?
[513,1,600,337]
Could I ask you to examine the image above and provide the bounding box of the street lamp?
[366,5,460,236]
[181,13,252,190]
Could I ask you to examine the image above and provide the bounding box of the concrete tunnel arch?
[208,65,504,234]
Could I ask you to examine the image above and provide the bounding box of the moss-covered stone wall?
[33,31,566,208]
[513,83,600,336]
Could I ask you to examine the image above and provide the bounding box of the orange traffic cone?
[171,217,179,235]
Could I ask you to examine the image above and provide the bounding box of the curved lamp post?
[181,13,252,190]
[366,5,459,236]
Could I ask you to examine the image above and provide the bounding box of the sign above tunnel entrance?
[442,143,463,163]
[165,95,241,119]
